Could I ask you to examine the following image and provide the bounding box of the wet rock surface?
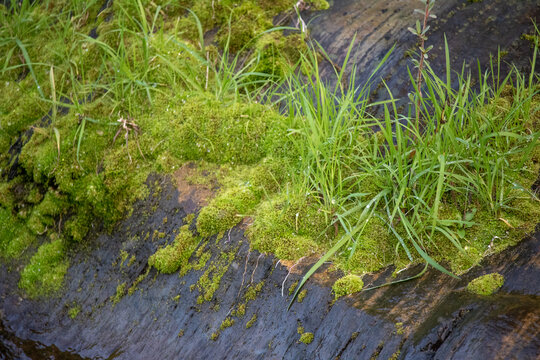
[307,0,539,106]
[1,173,539,359]
[1,0,540,359]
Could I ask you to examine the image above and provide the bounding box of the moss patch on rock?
[467,273,504,295]
[19,238,68,298]
[148,225,199,274]
[332,274,364,299]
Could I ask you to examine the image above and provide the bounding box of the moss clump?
[288,280,299,296]
[19,239,68,298]
[297,289,307,303]
[112,282,127,304]
[467,273,504,295]
[299,332,314,344]
[148,225,199,274]
[247,195,327,261]
[210,332,219,341]
[245,313,257,329]
[196,185,258,237]
[244,281,264,301]
[68,304,81,319]
[171,96,285,165]
[395,322,404,335]
[333,274,364,299]
[0,207,36,259]
[234,303,246,317]
[220,317,235,330]
[26,191,67,235]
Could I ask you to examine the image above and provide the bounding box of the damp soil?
[1,0,540,359]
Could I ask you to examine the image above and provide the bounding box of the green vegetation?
[192,250,236,304]
[467,273,504,295]
[299,332,314,344]
[148,225,199,274]
[332,275,364,299]
[245,314,257,329]
[68,304,81,319]
[18,238,68,298]
[297,289,308,303]
[0,0,538,303]
[297,325,314,344]
[112,282,127,304]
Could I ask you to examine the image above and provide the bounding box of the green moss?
[299,332,314,344]
[148,225,199,274]
[119,250,129,266]
[64,212,91,242]
[332,274,364,299]
[19,239,68,298]
[297,289,307,303]
[234,303,246,317]
[68,304,81,319]
[245,313,257,329]
[194,250,236,303]
[112,282,127,304]
[192,251,211,271]
[0,207,36,258]
[210,331,219,341]
[26,191,66,235]
[288,280,299,296]
[220,317,235,330]
[395,322,404,335]
[247,194,327,261]
[467,273,504,295]
[171,96,285,165]
[197,185,258,237]
[244,281,264,301]
[216,2,271,52]
[128,267,150,295]
[337,216,394,274]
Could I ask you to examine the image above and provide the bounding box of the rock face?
[308,0,539,99]
[1,1,539,359]
[1,173,539,360]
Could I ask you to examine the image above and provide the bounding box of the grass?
[0,0,538,302]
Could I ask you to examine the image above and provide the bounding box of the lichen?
[332,274,364,299]
[467,273,504,295]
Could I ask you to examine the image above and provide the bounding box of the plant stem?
[415,0,431,125]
